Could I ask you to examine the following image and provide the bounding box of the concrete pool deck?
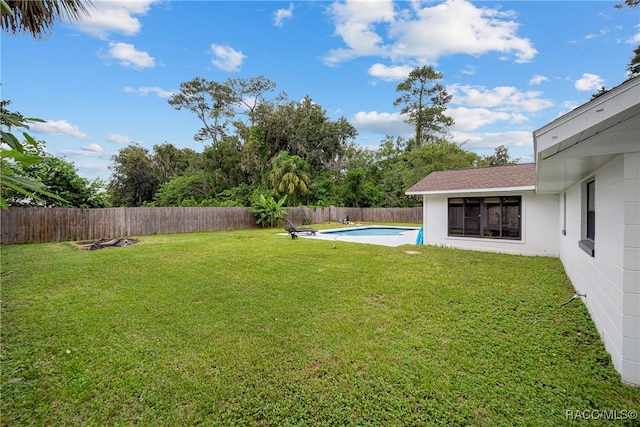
[284,225,421,247]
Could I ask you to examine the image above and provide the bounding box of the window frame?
[562,192,567,236]
[447,196,522,240]
[578,179,596,257]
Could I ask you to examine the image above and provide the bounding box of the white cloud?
[585,27,609,40]
[460,65,476,76]
[324,0,395,65]
[368,63,414,81]
[124,86,174,98]
[71,0,159,39]
[353,81,554,138]
[529,75,549,85]
[509,113,529,124]
[451,130,533,152]
[560,100,581,114]
[575,73,604,91]
[351,111,412,136]
[210,44,246,72]
[324,0,537,66]
[106,133,134,144]
[60,144,109,157]
[30,120,88,139]
[627,24,640,44]
[74,161,111,179]
[82,143,103,153]
[449,84,553,113]
[392,0,537,64]
[449,107,511,132]
[105,42,155,69]
[274,3,294,27]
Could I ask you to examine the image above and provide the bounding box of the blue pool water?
[320,227,418,237]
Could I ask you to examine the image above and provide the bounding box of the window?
[586,180,595,240]
[579,179,595,256]
[562,192,567,236]
[447,196,521,240]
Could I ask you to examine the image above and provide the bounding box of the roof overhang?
[406,186,536,196]
[533,77,640,194]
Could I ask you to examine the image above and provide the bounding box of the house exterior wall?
[558,153,640,386]
[421,190,558,257]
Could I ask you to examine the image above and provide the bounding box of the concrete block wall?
[559,153,639,386]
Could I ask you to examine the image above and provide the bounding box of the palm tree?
[268,151,310,206]
[1,0,92,39]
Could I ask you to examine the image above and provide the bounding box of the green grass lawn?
[1,227,638,426]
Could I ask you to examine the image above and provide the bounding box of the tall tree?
[152,171,213,207]
[615,0,639,77]
[108,144,159,207]
[371,136,408,206]
[1,0,92,38]
[384,139,479,207]
[3,146,109,208]
[248,96,357,176]
[626,45,640,78]
[167,77,235,143]
[333,145,383,208]
[152,143,199,183]
[202,136,245,190]
[226,75,285,128]
[478,145,520,167]
[338,166,384,208]
[614,0,639,8]
[393,66,454,150]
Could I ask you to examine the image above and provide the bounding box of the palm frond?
[2,0,93,38]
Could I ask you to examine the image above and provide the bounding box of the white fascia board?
[533,77,640,156]
[405,185,536,196]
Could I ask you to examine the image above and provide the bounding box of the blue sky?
[3,0,638,182]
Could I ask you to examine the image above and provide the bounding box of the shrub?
[248,194,290,227]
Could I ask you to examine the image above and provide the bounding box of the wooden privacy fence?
[0,206,422,244]
[1,207,255,244]
[327,207,422,224]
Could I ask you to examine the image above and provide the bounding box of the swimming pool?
[320,226,418,236]
[292,225,421,247]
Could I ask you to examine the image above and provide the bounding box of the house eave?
[533,76,640,194]
[405,185,536,196]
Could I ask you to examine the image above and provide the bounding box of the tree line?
[107,70,517,209]
[0,70,525,210]
[2,68,518,210]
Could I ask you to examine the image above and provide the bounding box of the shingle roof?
[405,163,535,194]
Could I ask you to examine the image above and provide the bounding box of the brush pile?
[77,238,138,250]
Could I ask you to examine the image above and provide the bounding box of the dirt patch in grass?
[75,238,139,250]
